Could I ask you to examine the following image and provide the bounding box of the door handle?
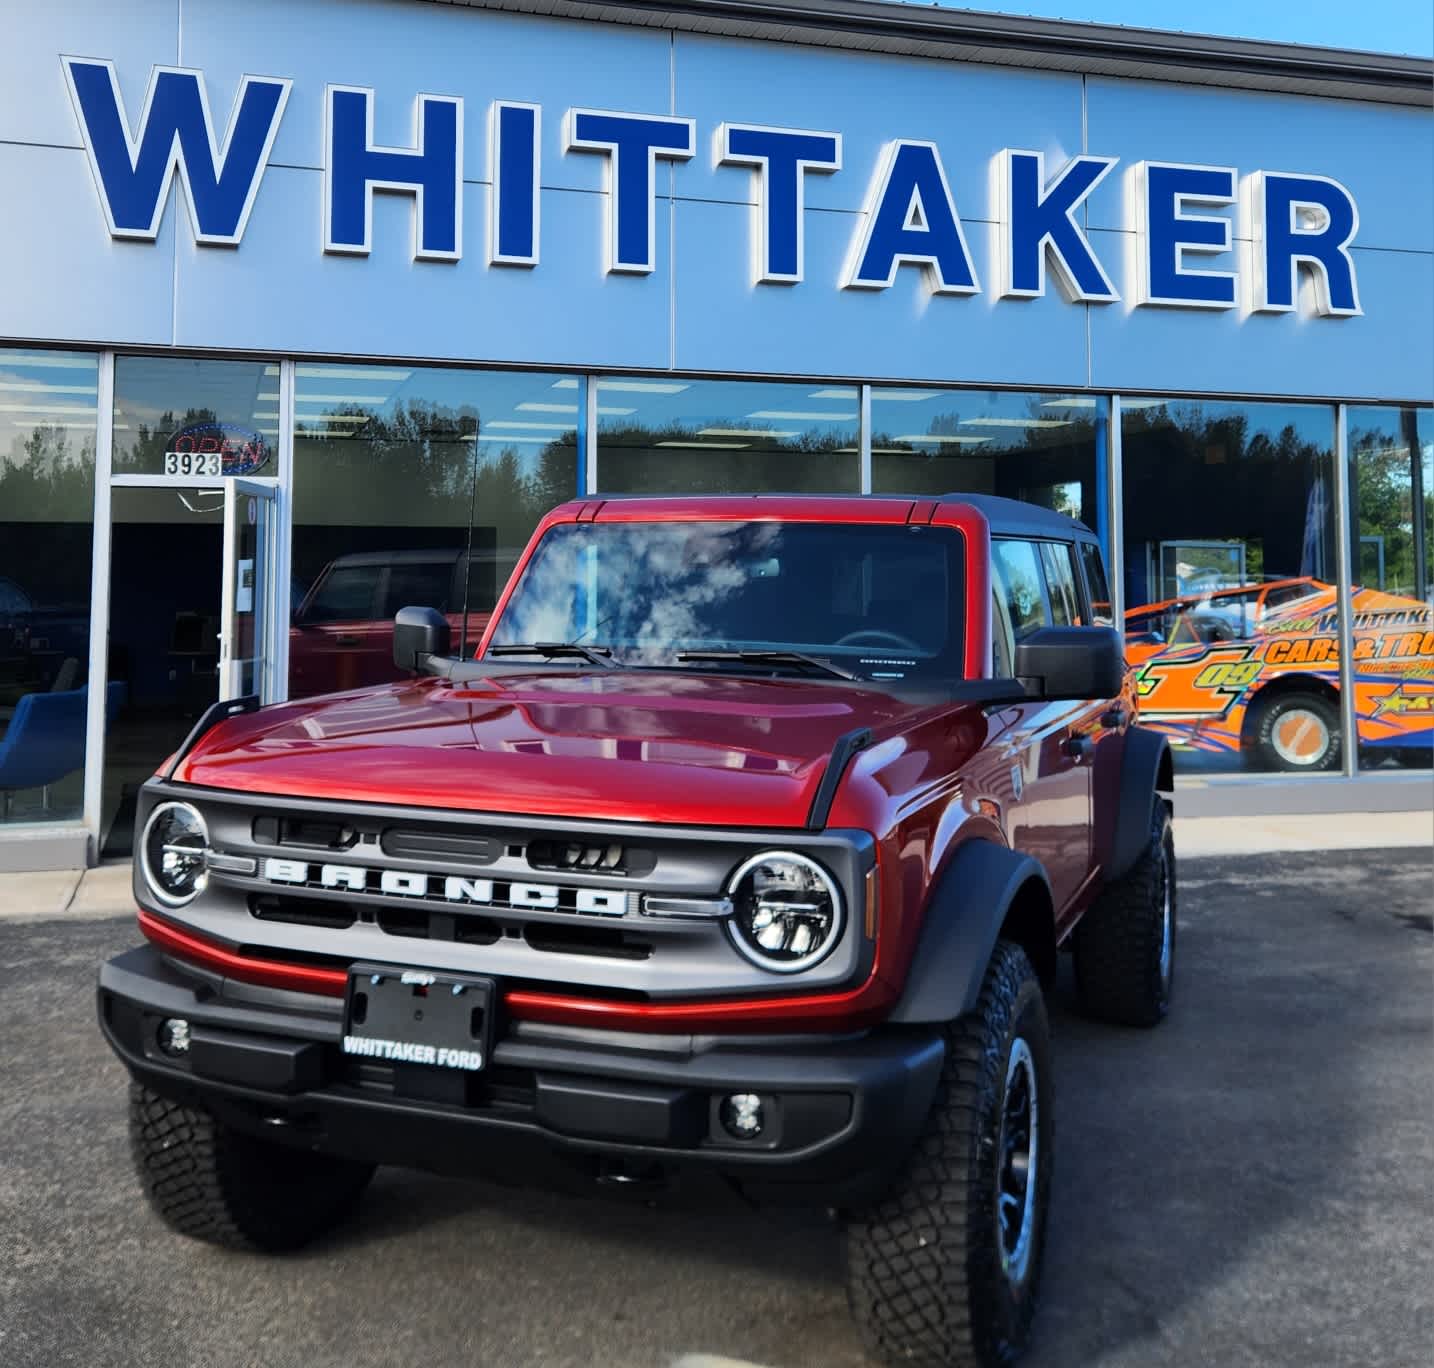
[334,634,362,647]
[1101,704,1128,730]
[1065,734,1095,763]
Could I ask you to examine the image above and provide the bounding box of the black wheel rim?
[997,1038,1039,1286]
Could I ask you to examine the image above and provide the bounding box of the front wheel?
[129,1083,374,1251]
[1251,690,1342,772]
[844,941,1053,1368]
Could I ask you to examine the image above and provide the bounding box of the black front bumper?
[99,945,944,1205]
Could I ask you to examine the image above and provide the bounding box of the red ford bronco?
[101,494,1176,1368]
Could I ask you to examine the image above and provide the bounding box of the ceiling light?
[1040,398,1096,409]
[656,440,749,449]
[295,393,389,404]
[809,387,858,399]
[10,418,100,429]
[0,354,98,370]
[477,434,568,444]
[295,366,411,381]
[596,381,691,394]
[871,447,919,454]
[746,410,855,421]
[0,402,96,415]
[487,421,574,431]
[0,381,98,395]
[1119,398,1168,409]
[251,411,279,420]
[873,390,946,402]
[256,391,280,402]
[550,378,579,389]
[697,427,800,438]
[894,434,991,445]
[517,402,578,414]
[960,417,1071,428]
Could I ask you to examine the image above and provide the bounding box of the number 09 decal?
[1193,660,1262,691]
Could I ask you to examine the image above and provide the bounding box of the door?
[220,480,279,702]
[990,538,1094,915]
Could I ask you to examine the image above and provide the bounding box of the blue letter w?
[63,58,291,245]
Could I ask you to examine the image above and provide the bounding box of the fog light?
[157,1017,191,1057]
[720,1092,765,1140]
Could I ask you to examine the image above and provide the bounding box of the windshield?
[487,520,967,682]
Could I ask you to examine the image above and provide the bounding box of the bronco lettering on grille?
[259,859,628,916]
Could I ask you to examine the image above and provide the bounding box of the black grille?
[381,826,502,864]
[523,923,653,961]
[527,838,656,877]
[249,893,356,930]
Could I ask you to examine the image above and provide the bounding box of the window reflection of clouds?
[492,522,963,674]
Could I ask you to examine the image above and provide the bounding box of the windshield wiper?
[488,642,617,668]
[674,649,857,681]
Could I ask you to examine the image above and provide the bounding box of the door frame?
[82,354,294,858]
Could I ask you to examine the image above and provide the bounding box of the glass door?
[220,480,279,702]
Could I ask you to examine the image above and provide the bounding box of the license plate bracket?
[343,964,495,1073]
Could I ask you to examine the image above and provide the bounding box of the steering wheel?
[835,628,923,653]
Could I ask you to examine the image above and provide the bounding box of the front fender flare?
[887,841,1052,1025]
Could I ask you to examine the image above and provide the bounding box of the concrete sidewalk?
[1,809,1428,921]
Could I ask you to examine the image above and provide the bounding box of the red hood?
[174,671,945,828]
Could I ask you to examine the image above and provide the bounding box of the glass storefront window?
[1346,407,1432,772]
[0,349,98,825]
[596,378,860,493]
[113,356,279,477]
[1122,399,1341,777]
[870,388,1103,534]
[289,366,579,699]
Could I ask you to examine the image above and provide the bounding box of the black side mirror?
[1014,625,1125,701]
[393,606,452,674]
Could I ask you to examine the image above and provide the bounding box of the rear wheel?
[1251,690,1341,772]
[844,941,1053,1368]
[1074,801,1175,1028]
[129,1083,374,1251]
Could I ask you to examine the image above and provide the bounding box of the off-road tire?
[1251,690,1341,772]
[844,941,1053,1368]
[1073,801,1175,1027]
[129,1083,374,1251]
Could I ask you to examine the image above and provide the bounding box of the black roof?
[938,493,1096,541]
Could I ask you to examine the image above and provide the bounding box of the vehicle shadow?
[309,854,1430,1368]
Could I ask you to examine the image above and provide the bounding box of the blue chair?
[0,682,126,817]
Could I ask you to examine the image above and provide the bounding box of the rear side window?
[1039,542,1080,626]
[384,562,456,617]
[992,540,1050,641]
[1079,542,1113,627]
[301,566,379,623]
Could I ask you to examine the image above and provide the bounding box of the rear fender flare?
[1107,725,1173,880]
[888,841,1052,1024]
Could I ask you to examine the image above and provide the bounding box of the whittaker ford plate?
[343,964,495,1072]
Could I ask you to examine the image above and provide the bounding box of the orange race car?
[1125,578,1433,771]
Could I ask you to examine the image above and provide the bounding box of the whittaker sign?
[61,56,1364,317]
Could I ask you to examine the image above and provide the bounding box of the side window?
[384,563,455,617]
[992,540,1051,641]
[1079,542,1113,627]
[990,586,1015,677]
[1039,542,1080,627]
[300,566,380,623]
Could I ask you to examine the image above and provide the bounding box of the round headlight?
[726,851,843,973]
[140,802,210,907]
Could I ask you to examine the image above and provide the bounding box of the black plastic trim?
[887,840,1052,1023]
[163,695,260,780]
[805,727,872,831]
[1107,726,1174,880]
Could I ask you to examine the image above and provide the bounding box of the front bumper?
[99,945,944,1206]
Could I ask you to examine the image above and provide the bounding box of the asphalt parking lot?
[1,848,1430,1368]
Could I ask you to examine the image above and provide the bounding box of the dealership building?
[0,0,1430,870]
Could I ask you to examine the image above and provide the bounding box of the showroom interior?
[1,346,1428,866]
